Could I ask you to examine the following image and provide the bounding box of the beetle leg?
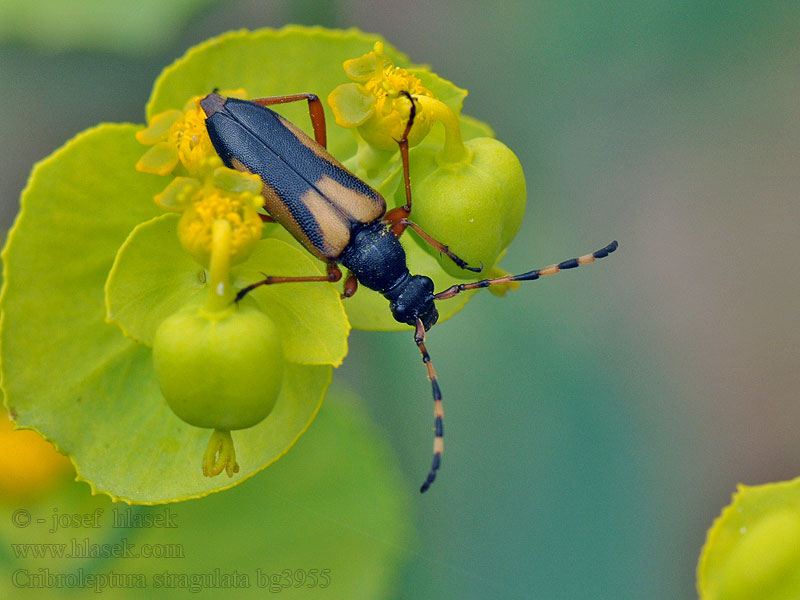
[250,93,327,148]
[433,241,619,300]
[396,91,416,214]
[400,218,483,272]
[385,92,480,272]
[235,264,342,302]
[341,273,359,299]
[383,206,410,237]
[414,318,444,493]
[383,91,418,237]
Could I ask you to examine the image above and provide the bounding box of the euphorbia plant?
[0,27,526,503]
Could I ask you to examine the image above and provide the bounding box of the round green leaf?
[233,239,349,365]
[698,477,800,600]
[76,354,331,504]
[0,389,412,598]
[0,124,334,502]
[1,123,162,437]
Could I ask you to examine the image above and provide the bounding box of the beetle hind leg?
[234,264,343,303]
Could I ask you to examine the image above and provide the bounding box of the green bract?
[0,26,524,502]
[408,137,526,278]
[698,477,800,599]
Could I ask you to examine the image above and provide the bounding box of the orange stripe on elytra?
[315,175,385,224]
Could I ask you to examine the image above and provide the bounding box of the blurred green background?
[3,1,799,598]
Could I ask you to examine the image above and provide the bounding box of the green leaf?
[1,124,162,437]
[0,389,412,598]
[76,354,331,504]
[0,125,334,502]
[698,477,800,600]
[106,215,349,365]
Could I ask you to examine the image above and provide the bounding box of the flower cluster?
[328,41,435,150]
[135,91,265,268]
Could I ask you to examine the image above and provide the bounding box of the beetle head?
[389,275,439,330]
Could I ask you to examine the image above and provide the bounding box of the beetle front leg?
[383,92,481,272]
[383,91,417,237]
[250,93,328,148]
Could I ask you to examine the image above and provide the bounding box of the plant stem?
[204,219,235,313]
[416,96,473,167]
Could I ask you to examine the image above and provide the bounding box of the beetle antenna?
[433,240,619,301]
[414,318,444,493]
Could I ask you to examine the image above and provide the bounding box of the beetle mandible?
[200,90,618,492]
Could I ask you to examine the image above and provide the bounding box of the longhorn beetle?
[200,90,618,493]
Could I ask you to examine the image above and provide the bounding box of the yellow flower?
[0,412,72,501]
[135,90,264,269]
[178,173,264,267]
[328,42,435,150]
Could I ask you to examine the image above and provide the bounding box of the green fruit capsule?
[152,303,285,431]
[411,137,527,279]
